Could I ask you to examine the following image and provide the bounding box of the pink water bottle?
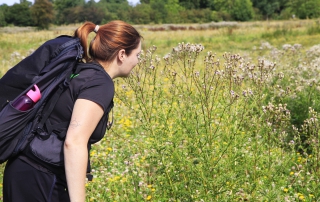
[12,85,41,111]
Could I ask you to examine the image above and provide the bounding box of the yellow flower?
[290,172,294,175]
[147,184,153,188]
[297,157,302,162]
[146,195,152,200]
[140,156,146,163]
[298,194,305,200]
[309,194,314,198]
[125,90,134,97]
[283,188,289,193]
[120,177,127,183]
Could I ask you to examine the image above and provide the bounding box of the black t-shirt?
[48,62,114,143]
[22,62,114,173]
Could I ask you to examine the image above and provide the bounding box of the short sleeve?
[77,70,114,112]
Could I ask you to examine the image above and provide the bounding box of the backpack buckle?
[35,127,50,140]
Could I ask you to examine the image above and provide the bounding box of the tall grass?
[1,19,320,201]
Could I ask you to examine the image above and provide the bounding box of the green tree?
[129,3,152,24]
[212,0,253,21]
[179,0,199,9]
[146,0,184,23]
[0,5,8,26]
[82,0,105,24]
[165,0,184,23]
[103,0,127,2]
[251,0,282,20]
[179,8,212,23]
[288,0,320,19]
[64,1,105,24]
[211,0,232,10]
[53,0,85,24]
[97,0,130,22]
[230,0,254,21]
[5,0,34,26]
[149,0,167,23]
[179,0,210,9]
[31,0,54,29]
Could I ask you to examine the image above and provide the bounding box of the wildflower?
[297,156,302,162]
[290,172,294,175]
[146,195,152,200]
[242,90,247,97]
[283,188,289,193]
[282,44,292,50]
[298,193,305,200]
[90,150,96,156]
[163,53,171,61]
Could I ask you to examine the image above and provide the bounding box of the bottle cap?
[26,85,41,103]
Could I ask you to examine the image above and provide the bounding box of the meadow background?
[1,19,320,201]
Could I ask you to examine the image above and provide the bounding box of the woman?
[3,20,142,201]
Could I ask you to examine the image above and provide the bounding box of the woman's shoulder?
[77,62,112,79]
[73,62,113,86]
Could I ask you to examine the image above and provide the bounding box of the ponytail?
[74,21,142,63]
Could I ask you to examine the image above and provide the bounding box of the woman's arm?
[64,98,104,202]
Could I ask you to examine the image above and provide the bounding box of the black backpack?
[0,35,100,165]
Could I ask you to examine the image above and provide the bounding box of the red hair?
[74,20,142,62]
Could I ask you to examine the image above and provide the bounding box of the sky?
[0,0,140,6]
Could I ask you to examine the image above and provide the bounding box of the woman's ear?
[118,49,126,62]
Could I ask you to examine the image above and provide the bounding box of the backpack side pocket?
[0,102,37,164]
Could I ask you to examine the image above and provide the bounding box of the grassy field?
[1,19,320,201]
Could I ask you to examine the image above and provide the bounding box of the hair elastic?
[94,25,100,33]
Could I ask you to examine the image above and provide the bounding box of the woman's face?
[119,41,141,77]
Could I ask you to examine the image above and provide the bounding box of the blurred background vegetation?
[0,0,320,29]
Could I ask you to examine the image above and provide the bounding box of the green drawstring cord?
[70,73,79,79]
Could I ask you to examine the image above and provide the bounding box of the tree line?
[0,0,320,29]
